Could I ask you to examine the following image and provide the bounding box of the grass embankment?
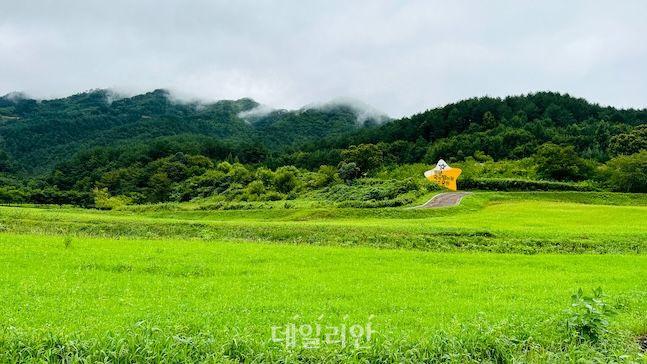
[1,192,646,254]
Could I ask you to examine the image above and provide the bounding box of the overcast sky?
[1,1,646,117]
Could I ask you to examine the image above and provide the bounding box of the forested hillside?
[0,90,645,206]
[0,89,377,174]
[290,92,646,168]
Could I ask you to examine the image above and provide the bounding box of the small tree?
[215,161,233,173]
[273,166,299,193]
[606,150,647,192]
[316,165,340,187]
[340,144,384,173]
[608,125,647,156]
[337,162,361,183]
[472,150,493,163]
[148,172,172,202]
[482,111,497,129]
[255,167,276,187]
[534,143,594,181]
[246,180,265,196]
[229,164,252,184]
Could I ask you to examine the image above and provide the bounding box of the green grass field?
[1,192,647,362]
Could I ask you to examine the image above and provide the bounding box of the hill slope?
[300,92,646,164]
[0,89,383,174]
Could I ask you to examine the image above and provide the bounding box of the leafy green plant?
[565,287,615,343]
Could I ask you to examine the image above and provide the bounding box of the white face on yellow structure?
[424,159,462,191]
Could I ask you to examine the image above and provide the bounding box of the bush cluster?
[460,178,597,192]
[316,178,422,203]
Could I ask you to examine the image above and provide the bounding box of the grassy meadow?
[1,192,647,362]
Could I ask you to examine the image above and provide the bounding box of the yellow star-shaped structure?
[424,159,462,191]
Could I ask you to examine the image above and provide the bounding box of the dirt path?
[412,192,472,208]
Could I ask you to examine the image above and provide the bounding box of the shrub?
[273,166,299,193]
[93,188,133,210]
[314,165,339,187]
[565,288,614,344]
[606,150,647,192]
[246,180,265,196]
[229,164,252,184]
[262,191,285,201]
[337,197,414,208]
[337,162,361,182]
[215,161,233,173]
[255,167,275,187]
[608,125,647,156]
[460,178,597,191]
[0,186,29,203]
[534,143,595,181]
[340,144,384,173]
[317,178,422,202]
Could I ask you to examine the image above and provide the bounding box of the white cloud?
[237,104,277,122]
[1,0,646,117]
[305,98,391,125]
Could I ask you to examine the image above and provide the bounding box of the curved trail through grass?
[413,192,472,208]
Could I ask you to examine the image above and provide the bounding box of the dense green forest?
[0,89,645,207]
